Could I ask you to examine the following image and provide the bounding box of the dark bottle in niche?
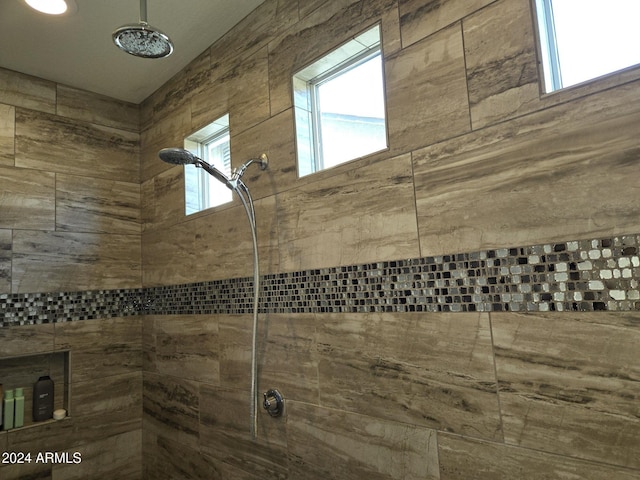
[33,376,54,421]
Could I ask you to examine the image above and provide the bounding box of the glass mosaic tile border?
[2,234,639,327]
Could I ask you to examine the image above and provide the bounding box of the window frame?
[533,0,640,94]
[183,113,232,215]
[292,23,388,178]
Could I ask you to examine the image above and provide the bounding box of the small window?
[184,114,232,215]
[535,0,640,92]
[293,24,388,177]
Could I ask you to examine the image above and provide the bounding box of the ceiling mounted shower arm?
[139,0,148,24]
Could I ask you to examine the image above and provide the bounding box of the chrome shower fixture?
[112,0,173,58]
[158,146,268,439]
[158,147,268,191]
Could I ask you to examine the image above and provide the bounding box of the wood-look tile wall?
[141,0,640,479]
[0,69,143,478]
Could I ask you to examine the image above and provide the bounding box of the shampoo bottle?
[14,387,24,428]
[3,389,14,430]
[33,376,54,422]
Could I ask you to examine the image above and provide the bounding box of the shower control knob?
[262,389,284,417]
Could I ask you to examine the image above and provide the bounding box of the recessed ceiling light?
[24,0,76,15]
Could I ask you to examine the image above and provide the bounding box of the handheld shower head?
[158,148,198,165]
[158,148,233,189]
[113,0,173,58]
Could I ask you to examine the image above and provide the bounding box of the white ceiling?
[0,0,265,104]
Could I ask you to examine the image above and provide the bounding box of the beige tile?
[298,0,358,20]
[439,433,640,480]
[268,0,401,116]
[209,0,299,77]
[6,414,76,455]
[143,372,200,449]
[493,312,640,469]
[219,315,254,391]
[276,153,419,272]
[188,70,230,138]
[142,316,156,374]
[412,80,640,256]
[144,434,224,480]
[192,195,279,280]
[70,372,142,419]
[0,67,56,114]
[0,228,12,294]
[145,50,210,127]
[141,220,197,287]
[56,85,139,132]
[0,165,55,230]
[0,462,52,480]
[199,384,289,478]
[463,0,540,128]
[0,103,14,165]
[54,317,142,383]
[12,231,141,293]
[56,174,141,235]
[0,323,55,355]
[230,107,297,198]
[143,190,278,286]
[140,163,185,232]
[228,47,270,136]
[15,109,139,183]
[317,312,502,440]
[399,0,495,47]
[52,429,142,480]
[152,314,220,384]
[140,103,191,183]
[258,313,319,404]
[385,22,470,154]
[286,401,440,480]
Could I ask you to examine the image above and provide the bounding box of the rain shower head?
[158,148,233,189]
[112,0,173,58]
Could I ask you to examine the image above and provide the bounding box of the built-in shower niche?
[0,350,70,430]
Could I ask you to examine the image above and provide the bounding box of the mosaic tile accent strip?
[1,235,639,327]
[0,289,143,327]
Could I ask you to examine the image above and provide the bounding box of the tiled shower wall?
[0,0,639,479]
[0,69,143,478]
[140,0,640,479]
